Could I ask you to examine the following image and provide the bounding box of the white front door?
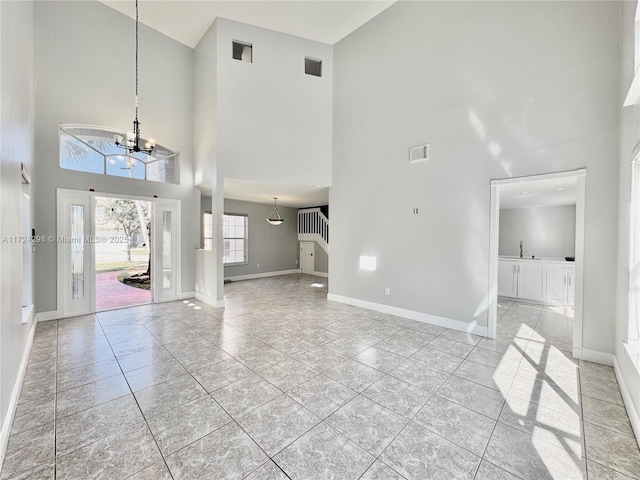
[58,190,94,316]
[153,199,180,302]
[300,242,314,274]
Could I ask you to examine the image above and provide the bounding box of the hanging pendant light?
[114,0,156,155]
[266,197,284,225]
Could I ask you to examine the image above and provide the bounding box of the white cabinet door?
[567,270,575,305]
[498,261,518,297]
[546,269,568,305]
[519,262,545,301]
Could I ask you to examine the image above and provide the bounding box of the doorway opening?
[57,189,181,317]
[489,169,586,358]
[95,196,152,311]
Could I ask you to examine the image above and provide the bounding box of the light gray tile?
[55,425,162,480]
[236,346,289,372]
[409,346,463,374]
[414,396,495,455]
[354,347,404,373]
[582,395,634,437]
[166,422,268,480]
[323,336,371,357]
[134,373,207,417]
[258,358,318,391]
[294,346,346,372]
[438,329,483,346]
[1,423,54,480]
[326,395,407,456]
[437,376,505,420]
[146,395,232,455]
[427,336,474,358]
[380,421,480,480]
[219,336,266,356]
[56,374,130,419]
[586,460,636,480]
[117,346,173,373]
[236,395,320,456]
[173,345,231,372]
[360,460,405,480]
[191,357,254,392]
[453,359,515,392]
[212,374,282,416]
[485,422,586,480]
[3,463,54,480]
[362,375,432,419]
[56,358,122,392]
[245,461,289,480]
[390,359,449,392]
[55,395,146,456]
[274,423,374,480]
[127,461,173,480]
[287,374,357,418]
[124,358,188,392]
[111,335,161,358]
[584,422,640,479]
[10,394,55,435]
[325,359,385,392]
[475,460,521,480]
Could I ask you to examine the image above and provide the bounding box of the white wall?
[331,1,620,353]
[616,0,640,440]
[216,18,333,186]
[33,1,199,313]
[194,18,334,304]
[499,205,576,259]
[0,0,36,452]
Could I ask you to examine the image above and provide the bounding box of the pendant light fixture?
[114,0,156,155]
[266,197,284,225]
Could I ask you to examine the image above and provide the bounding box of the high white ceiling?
[197,179,329,207]
[98,0,395,48]
[500,176,577,209]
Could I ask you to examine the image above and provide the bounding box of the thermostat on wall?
[409,143,429,163]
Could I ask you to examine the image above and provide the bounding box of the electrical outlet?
[257,263,260,268]
[385,288,390,296]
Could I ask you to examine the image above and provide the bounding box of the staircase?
[298,208,329,254]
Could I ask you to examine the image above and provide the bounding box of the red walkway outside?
[96,270,151,312]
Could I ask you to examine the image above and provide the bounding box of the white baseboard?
[0,319,37,469]
[224,269,301,282]
[327,293,489,337]
[35,310,59,322]
[194,292,225,309]
[311,271,328,278]
[573,348,614,366]
[614,355,640,449]
[178,291,195,300]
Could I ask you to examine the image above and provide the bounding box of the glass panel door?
[58,191,94,316]
[153,199,180,302]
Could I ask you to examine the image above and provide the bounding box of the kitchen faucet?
[520,240,523,258]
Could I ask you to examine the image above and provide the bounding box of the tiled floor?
[2,274,639,479]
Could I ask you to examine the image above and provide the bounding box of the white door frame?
[488,169,586,356]
[56,188,182,317]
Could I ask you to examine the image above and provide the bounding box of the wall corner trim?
[311,271,329,278]
[614,355,640,449]
[326,293,489,337]
[0,319,37,469]
[193,292,225,309]
[35,310,60,322]
[574,348,614,366]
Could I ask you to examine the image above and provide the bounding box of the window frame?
[223,213,248,266]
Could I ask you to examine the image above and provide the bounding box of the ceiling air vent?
[409,143,429,164]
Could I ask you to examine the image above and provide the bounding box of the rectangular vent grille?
[409,144,429,163]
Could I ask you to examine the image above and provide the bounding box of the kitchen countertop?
[499,256,574,265]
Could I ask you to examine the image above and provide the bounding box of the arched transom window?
[59,125,179,184]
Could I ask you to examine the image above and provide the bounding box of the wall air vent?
[409,143,429,164]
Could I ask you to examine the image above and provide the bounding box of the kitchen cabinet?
[497,260,518,297]
[546,265,575,306]
[498,258,574,305]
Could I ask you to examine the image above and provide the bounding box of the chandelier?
[114,0,156,155]
[266,197,284,225]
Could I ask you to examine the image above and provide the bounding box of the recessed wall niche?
[232,41,252,63]
[305,57,322,77]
